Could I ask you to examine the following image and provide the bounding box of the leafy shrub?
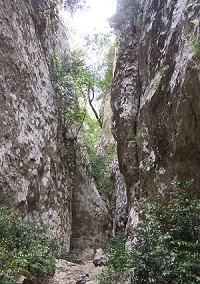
[129,195,200,283]
[0,205,57,283]
[82,114,116,205]
[189,33,200,56]
[98,195,200,283]
[98,233,128,283]
[154,66,165,92]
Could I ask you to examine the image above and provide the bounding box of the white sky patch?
[71,0,117,35]
[59,0,117,51]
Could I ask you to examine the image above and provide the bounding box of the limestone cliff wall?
[71,147,110,249]
[0,0,109,250]
[138,0,200,199]
[111,0,200,215]
[100,94,128,233]
[0,0,73,249]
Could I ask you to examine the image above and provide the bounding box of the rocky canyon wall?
[0,0,74,249]
[0,0,109,250]
[100,93,128,233]
[111,0,200,217]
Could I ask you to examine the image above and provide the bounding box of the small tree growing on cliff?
[51,31,114,134]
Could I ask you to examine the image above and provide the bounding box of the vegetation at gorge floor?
[0,206,57,284]
[98,194,200,283]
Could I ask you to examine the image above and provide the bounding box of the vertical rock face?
[0,0,73,249]
[100,94,128,233]
[0,0,110,250]
[111,0,141,206]
[71,148,110,249]
[111,0,200,216]
[138,0,200,199]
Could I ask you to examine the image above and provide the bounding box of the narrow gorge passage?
[0,0,200,283]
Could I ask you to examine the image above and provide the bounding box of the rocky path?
[50,248,104,284]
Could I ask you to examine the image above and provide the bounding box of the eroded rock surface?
[137,0,200,199]
[71,148,110,249]
[111,0,200,227]
[0,0,110,251]
[100,93,128,233]
[0,0,73,248]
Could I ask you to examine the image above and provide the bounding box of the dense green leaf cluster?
[51,45,113,135]
[98,233,128,283]
[51,51,87,138]
[82,114,115,204]
[57,246,77,263]
[0,206,57,284]
[129,195,200,283]
[98,195,200,283]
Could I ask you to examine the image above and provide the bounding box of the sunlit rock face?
[111,0,200,214]
[0,0,110,250]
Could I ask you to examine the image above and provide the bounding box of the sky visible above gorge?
[72,0,117,35]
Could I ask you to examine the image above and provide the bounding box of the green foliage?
[57,247,77,263]
[129,195,200,283]
[106,144,117,157]
[98,233,128,283]
[99,42,116,95]
[134,132,143,143]
[0,205,57,283]
[133,17,141,27]
[83,113,101,150]
[51,51,87,138]
[49,20,59,32]
[51,36,114,133]
[176,179,194,188]
[83,32,114,123]
[82,114,116,203]
[182,5,189,15]
[109,0,140,31]
[189,33,200,56]
[50,25,115,137]
[98,195,200,283]
[141,155,151,172]
[154,66,165,92]
[88,149,115,201]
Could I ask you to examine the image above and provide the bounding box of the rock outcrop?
[2,0,199,267]
[0,0,73,248]
[111,0,200,225]
[71,147,110,249]
[50,249,104,284]
[100,93,128,233]
[0,0,109,250]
